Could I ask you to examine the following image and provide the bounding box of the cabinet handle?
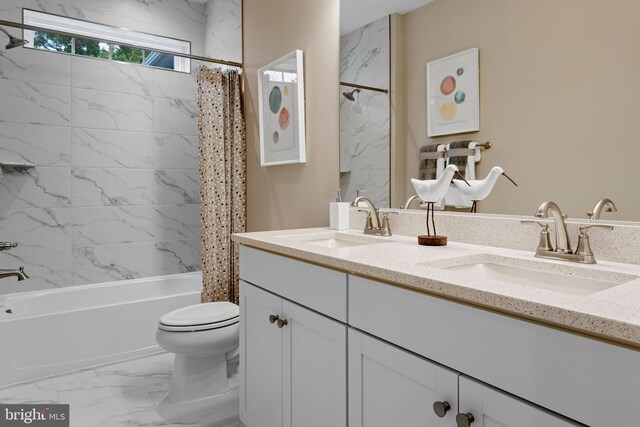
[276,318,288,328]
[455,413,475,427]
[432,401,450,417]
[268,314,279,324]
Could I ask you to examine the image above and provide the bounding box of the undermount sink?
[421,254,638,296]
[279,232,392,249]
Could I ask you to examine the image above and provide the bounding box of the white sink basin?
[421,254,637,296]
[279,232,392,249]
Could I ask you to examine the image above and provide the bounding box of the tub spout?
[0,267,29,281]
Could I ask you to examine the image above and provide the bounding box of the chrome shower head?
[0,27,28,50]
[342,88,360,101]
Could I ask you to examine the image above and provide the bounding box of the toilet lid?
[159,302,239,332]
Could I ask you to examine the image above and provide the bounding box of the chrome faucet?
[401,195,421,210]
[587,198,617,220]
[0,267,28,281]
[351,196,395,236]
[535,201,571,253]
[523,201,613,264]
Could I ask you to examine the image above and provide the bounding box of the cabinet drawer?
[458,376,581,427]
[239,246,348,322]
[349,275,640,427]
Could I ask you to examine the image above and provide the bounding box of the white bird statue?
[452,166,518,213]
[410,165,469,241]
[411,165,468,203]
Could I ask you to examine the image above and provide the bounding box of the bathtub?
[0,272,202,388]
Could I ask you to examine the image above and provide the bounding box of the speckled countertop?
[233,228,640,349]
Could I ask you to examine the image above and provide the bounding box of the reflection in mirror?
[340,0,640,220]
[339,16,390,208]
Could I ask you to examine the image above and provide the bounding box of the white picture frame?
[258,50,306,166]
[426,48,479,137]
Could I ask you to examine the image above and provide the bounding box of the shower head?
[342,88,360,101]
[0,27,28,50]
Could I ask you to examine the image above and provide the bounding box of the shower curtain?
[197,66,246,304]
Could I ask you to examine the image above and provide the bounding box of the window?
[23,9,191,73]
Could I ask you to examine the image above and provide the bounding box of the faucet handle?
[575,225,613,264]
[521,220,549,229]
[521,220,553,252]
[580,224,614,235]
[380,214,393,236]
[357,210,374,230]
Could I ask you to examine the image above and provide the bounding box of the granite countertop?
[232,228,640,349]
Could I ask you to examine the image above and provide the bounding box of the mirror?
[339,0,640,221]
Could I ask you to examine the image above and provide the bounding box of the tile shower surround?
[0,0,242,294]
[339,16,390,207]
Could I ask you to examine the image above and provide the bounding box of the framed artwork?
[258,50,306,166]
[426,48,479,137]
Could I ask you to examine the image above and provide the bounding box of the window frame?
[22,8,191,73]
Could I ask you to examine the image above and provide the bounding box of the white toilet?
[156,302,240,425]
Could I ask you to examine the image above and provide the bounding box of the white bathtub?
[0,272,202,388]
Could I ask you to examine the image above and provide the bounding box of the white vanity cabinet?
[239,246,640,427]
[239,247,348,427]
[348,329,459,427]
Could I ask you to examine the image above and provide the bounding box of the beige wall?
[244,0,340,231]
[402,0,640,220]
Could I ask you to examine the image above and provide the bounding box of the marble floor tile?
[0,353,243,427]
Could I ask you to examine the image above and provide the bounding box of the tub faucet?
[0,267,29,281]
[587,198,617,220]
[535,201,572,254]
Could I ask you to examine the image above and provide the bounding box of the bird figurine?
[452,166,518,213]
[410,165,468,203]
[410,165,469,246]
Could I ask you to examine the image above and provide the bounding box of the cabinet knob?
[456,413,475,427]
[276,318,288,328]
[268,314,279,324]
[432,401,451,418]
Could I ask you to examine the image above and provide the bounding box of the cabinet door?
[282,300,347,427]
[457,376,582,427]
[349,329,459,427]
[240,282,283,427]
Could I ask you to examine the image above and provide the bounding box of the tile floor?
[0,352,243,427]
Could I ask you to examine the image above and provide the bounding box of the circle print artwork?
[440,76,456,95]
[269,86,282,114]
[279,107,290,130]
[272,131,279,144]
[440,101,457,121]
[454,91,466,104]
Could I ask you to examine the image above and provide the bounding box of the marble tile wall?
[205,0,243,64]
[339,16,390,207]
[0,0,242,294]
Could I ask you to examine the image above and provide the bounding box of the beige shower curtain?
[197,66,246,304]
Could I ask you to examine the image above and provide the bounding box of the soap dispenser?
[330,190,349,230]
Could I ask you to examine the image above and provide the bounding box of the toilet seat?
[159,302,239,332]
